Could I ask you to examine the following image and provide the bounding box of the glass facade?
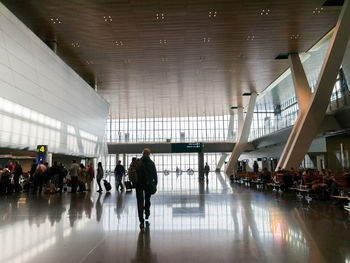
[250,72,349,141]
[104,153,228,173]
[106,115,235,143]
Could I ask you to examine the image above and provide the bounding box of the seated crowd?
[232,166,350,200]
[0,159,95,195]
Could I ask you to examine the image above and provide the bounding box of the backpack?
[128,159,141,183]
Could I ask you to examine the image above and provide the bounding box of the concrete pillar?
[225,93,257,175]
[237,107,244,139]
[198,150,204,178]
[227,113,235,141]
[216,113,234,170]
[277,53,312,169]
[216,154,228,171]
[123,154,126,167]
[279,0,350,170]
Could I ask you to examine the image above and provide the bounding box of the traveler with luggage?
[78,164,87,192]
[69,160,80,193]
[134,148,158,229]
[96,162,104,192]
[114,160,125,191]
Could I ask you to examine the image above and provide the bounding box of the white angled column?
[279,0,350,170]
[216,113,234,170]
[225,93,257,175]
[277,53,312,169]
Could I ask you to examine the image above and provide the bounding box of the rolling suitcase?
[124,180,133,191]
[103,179,112,192]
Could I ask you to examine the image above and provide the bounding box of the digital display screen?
[171,143,202,153]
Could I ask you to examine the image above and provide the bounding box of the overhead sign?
[171,143,202,153]
[37,145,47,155]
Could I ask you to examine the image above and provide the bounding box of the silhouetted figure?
[114,160,125,191]
[96,162,104,192]
[135,148,158,229]
[13,161,23,192]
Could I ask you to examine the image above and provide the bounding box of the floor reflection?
[131,224,158,263]
[0,172,349,262]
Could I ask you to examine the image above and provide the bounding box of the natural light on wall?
[0,3,109,157]
[0,96,99,157]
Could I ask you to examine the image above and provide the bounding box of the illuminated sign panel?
[171,143,202,153]
[37,145,47,155]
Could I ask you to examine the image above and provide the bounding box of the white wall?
[0,3,109,157]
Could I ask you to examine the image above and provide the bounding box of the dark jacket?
[136,156,157,187]
[114,164,125,177]
[30,163,37,177]
[14,164,23,177]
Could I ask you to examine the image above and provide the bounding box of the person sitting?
[259,168,271,183]
[294,172,302,185]
[282,172,293,191]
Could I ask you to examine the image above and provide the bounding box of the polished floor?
[1,173,350,263]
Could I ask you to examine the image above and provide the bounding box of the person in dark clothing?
[114,160,125,191]
[58,162,67,193]
[13,161,23,192]
[30,159,37,183]
[253,161,259,174]
[135,148,158,229]
[282,172,293,191]
[0,166,11,194]
[33,161,46,194]
[48,161,60,192]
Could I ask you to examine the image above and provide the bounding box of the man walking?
[204,162,210,182]
[114,160,125,191]
[135,148,157,229]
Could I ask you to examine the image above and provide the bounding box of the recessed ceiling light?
[71,41,80,48]
[312,7,324,14]
[208,11,217,18]
[115,41,124,46]
[260,9,270,15]
[160,39,167,44]
[203,37,211,43]
[50,17,62,24]
[156,13,165,20]
[161,57,168,62]
[289,34,302,40]
[103,15,113,22]
[246,35,255,40]
[86,60,94,65]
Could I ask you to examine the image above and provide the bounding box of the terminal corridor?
[1,173,350,263]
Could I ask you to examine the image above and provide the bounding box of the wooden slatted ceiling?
[1,0,341,118]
